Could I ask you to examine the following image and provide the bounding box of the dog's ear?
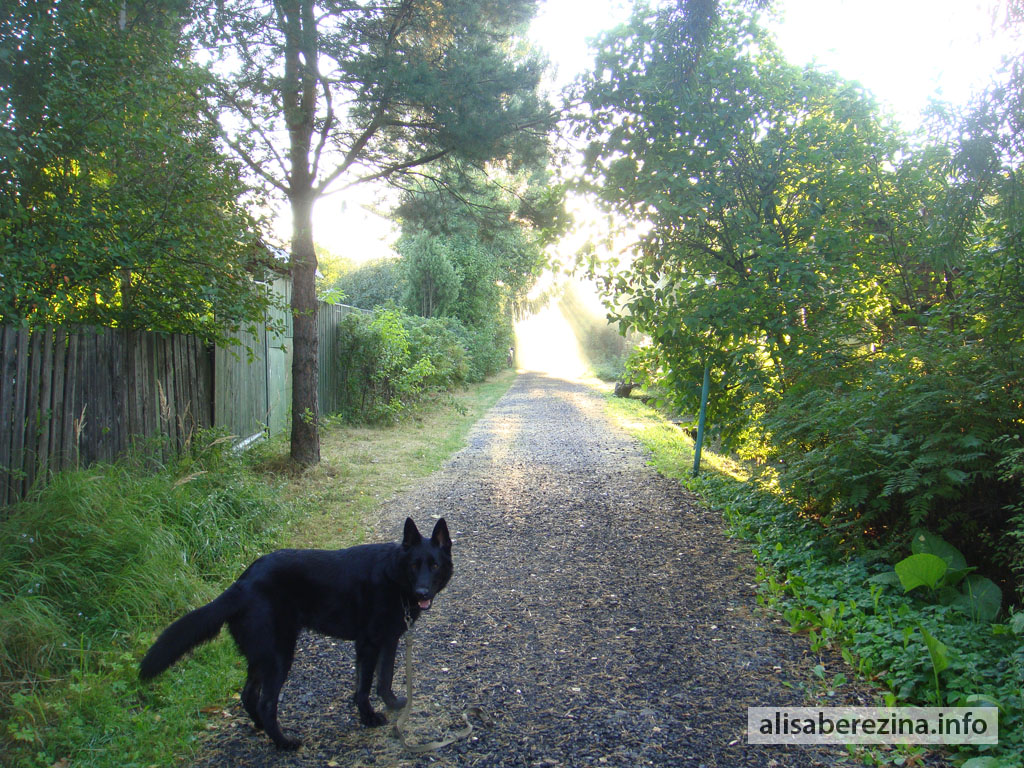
[430,518,452,551]
[402,517,422,549]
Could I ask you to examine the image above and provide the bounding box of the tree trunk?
[289,190,320,465]
[281,0,320,465]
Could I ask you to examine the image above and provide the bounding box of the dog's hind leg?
[240,618,299,751]
[228,601,300,748]
[228,610,272,735]
[256,651,299,750]
[241,665,263,730]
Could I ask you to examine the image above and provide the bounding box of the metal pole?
[692,360,711,476]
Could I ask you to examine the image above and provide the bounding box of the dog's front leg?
[354,640,387,726]
[376,637,406,711]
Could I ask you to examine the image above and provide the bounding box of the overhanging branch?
[340,148,453,190]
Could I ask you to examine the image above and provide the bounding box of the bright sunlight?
[514,274,628,380]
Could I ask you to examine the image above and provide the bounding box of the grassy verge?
[253,368,518,548]
[0,370,516,767]
[604,393,1024,768]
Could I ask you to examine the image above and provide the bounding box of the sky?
[529,0,1017,125]
[305,0,1018,263]
[767,0,1017,128]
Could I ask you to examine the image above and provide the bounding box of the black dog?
[139,517,452,749]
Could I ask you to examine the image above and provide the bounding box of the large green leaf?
[909,529,968,572]
[895,553,948,592]
[951,575,1002,623]
[960,757,1004,768]
[919,625,950,674]
[867,570,902,588]
[1012,611,1024,635]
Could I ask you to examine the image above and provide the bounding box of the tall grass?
[0,434,288,767]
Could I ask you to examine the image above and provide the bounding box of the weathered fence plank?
[0,328,17,507]
[9,329,29,504]
[61,331,79,469]
[35,328,54,483]
[47,328,67,476]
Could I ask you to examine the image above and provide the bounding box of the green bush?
[336,307,413,422]
[458,316,513,383]
[763,336,1022,591]
[328,257,407,310]
[335,307,487,422]
[995,441,1024,593]
[405,315,470,388]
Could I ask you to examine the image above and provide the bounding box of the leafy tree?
[396,164,557,322]
[575,3,899,444]
[0,0,272,341]
[329,258,407,310]
[760,61,1024,563]
[195,0,553,464]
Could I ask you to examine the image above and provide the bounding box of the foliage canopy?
[0,0,274,341]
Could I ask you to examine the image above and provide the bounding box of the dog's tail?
[139,585,241,680]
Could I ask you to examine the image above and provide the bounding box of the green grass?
[604,393,1024,768]
[0,437,287,768]
[0,371,517,767]
[253,368,518,548]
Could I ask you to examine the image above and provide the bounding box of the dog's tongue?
[418,598,432,610]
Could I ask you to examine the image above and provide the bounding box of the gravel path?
[197,372,886,767]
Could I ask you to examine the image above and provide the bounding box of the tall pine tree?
[195,0,553,464]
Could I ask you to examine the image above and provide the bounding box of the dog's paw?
[272,734,301,751]
[360,710,388,727]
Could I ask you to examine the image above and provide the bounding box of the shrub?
[335,307,480,422]
[995,440,1024,595]
[329,258,407,310]
[458,316,513,382]
[405,315,469,388]
[336,308,412,422]
[764,337,1022,593]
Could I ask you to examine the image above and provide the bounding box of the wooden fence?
[1,284,370,509]
[317,300,365,418]
[214,278,294,449]
[0,326,212,507]
[213,280,367,448]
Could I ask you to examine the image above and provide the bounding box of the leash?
[392,609,490,754]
